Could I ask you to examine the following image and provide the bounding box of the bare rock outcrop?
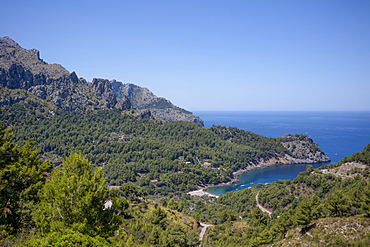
[279,134,330,163]
[0,36,202,123]
[0,36,127,113]
[111,81,204,125]
[92,78,117,108]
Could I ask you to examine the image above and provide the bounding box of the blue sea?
[193,111,370,195]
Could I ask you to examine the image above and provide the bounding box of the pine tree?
[326,190,352,217]
[294,195,321,226]
[363,187,370,217]
[0,123,51,234]
[33,152,111,237]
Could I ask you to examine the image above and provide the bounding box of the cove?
[206,162,328,196]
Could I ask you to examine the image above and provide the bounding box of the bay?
[193,111,370,196]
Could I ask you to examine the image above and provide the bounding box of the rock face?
[232,134,330,177]
[0,36,110,113]
[252,134,330,167]
[279,134,330,163]
[111,81,204,125]
[0,89,28,106]
[135,109,152,120]
[0,36,70,86]
[0,36,202,123]
[249,134,330,170]
[92,78,117,108]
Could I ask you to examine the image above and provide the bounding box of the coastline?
[187,189,219,198]
[188,154,330,197]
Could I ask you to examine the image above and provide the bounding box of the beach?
[187,189,219,198]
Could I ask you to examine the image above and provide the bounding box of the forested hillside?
[1,124,369,246]
[0,36,330,195]
[0,96,329,196]
[195,144,370,246]
[0,125,200,246]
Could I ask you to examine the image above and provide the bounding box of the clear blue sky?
[1,0,369,111]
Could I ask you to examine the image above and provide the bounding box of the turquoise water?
[194,111,370,196]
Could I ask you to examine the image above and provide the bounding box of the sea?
[193,111,370,196]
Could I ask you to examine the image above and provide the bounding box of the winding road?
[256,192,272,216]
[198,193,270,245]
[199,223,213,241]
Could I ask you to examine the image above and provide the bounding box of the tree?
[215,208,237,224]
[33,152,111,237]
[0,124,51,234]
[111,197,129,216]
[362,187,370,217]
[150,205,167,227]
[294,195,321,226]
[118,183,144,203]
[24,229,110,247]
[326,190,352,217]
[257,228,273,245]
[147,225,161,245]
[167,197,179,211]
[248,207,270,227]
[185,229,200,247]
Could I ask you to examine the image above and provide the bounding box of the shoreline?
[187,189,219,198]
[188,156,330,198]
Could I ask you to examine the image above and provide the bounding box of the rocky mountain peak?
[0,37,202,124]
[111,80,204,125]
[92,78,117,108]
[0,36,69,80]
[0,36,20,47]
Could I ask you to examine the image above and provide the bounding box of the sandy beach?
[187,189,219,198]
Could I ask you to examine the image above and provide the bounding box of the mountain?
[111,81,203,125]
[0,36,331,190]
[5,37,365,247]
[0,36,130,113]
[0,36,202,124]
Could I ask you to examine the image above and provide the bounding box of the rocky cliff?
[251,134,330,167]
[0,36,129,113]
[0,36,202,123]
[278,134,330,163]
[111,81,204,125]
[231,133,330,178]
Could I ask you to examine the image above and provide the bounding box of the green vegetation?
[3,36,368,246]
[339,144,370,165]
[33,153,112,237]
[0,125,199,246]
[0,100,316,197]
[0,123,51,240]
[1,95,369,246]
[188,146,370,246]
[0,116,370,246]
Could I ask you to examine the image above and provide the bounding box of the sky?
[1,0,370,111]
